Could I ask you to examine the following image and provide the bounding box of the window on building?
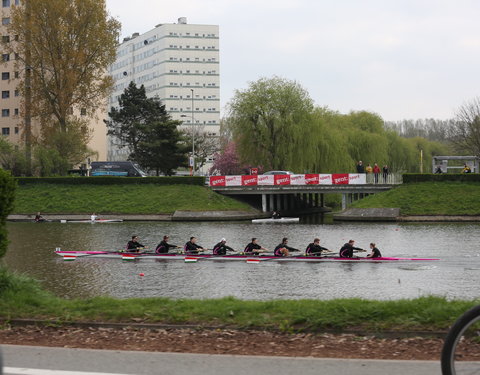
[2,109,9,117]
[14,108,18,116]
[1,127,9,136]
[14,71,18,78]
[2,17,10,25]
[2,35,9,43]
[15,0,18,4]
[14,126,18,134]
[2,0,10,7]
[14,53,18,60]
[2,54,9,62]
[2,91,9,99]
[1,72,9,80]
[14,89,18,96]
[80,108,87,116]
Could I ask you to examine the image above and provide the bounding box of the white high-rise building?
[107,17,220,168]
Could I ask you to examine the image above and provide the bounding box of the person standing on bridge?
[356,161,365,173]
[373,163,381,184]
[382,165,389,183]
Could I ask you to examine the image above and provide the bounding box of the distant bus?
[90,161,147,177]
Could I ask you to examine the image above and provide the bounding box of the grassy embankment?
[0,268,476,332]
[13,184,252,214]
[351,182,480,215]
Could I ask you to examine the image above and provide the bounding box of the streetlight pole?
[191,88,195,175]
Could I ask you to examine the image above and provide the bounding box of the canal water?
[3,220,480,301]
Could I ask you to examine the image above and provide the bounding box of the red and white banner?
[290,174,306,185]
[348,173,366,185]
[274,174,291,185]
[225,175,242,186]
[242,175,258,186]
[332,174,349,185]
[210,176,226,187]
[257,175,274,185]
[210,174,367,187]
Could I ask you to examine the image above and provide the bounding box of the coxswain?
[91,213,98,222]
[212,238,235,255]
[244,238,268,255]
[184,237,205,254]
[126,235,145,253]
[155,235,180,254]
[274,237,299,257]
[339,240,364,258]
[34,212,45,222]
[366,242,382,258]
[305,238,329,256]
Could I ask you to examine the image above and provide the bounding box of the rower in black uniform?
[126,235,145,253]
[212,238,235,255]
[155,235,180,254]
[305,238,329,256]
[366,242,382,258]
[274,237,299,257]
[244,238,268,255]
[339,240,364,258]
[184,237,205,254]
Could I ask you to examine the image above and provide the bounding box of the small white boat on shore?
[60,219,123,224]
[252,217,300,224]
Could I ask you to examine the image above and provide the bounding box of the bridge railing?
[209,173,402,187]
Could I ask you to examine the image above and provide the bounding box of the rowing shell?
[54,250,439,262]
[60,219,124,223]
[252,217,300,223]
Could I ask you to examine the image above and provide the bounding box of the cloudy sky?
[106,0,480,121]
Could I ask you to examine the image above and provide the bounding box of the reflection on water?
[3,220,480,300]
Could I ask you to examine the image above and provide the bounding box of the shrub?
[0,168,16,258]
[15,176,205,186]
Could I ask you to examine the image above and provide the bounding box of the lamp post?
[191,88,195,175]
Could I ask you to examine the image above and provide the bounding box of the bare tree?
[449,98,480,156]
[182,126,219,172]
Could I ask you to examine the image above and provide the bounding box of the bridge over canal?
[209,173,401,212]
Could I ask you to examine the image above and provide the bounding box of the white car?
[263,170,294,175]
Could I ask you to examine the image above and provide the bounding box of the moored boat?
[252,217,300,224]
[54,249,439,263]
[60,219,123,223]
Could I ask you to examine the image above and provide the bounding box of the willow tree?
[449,97,480,156]
[6,0,121,164]
[227,77,315,171]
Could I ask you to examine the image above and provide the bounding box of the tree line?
[211,77,453,175]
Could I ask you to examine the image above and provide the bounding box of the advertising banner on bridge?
[348,173,366,184]
[290,174,306,185]
[274,174,291,185]
[242,175,258,186]
[210,174,369,187]
[332,174,349,185]
[257,174,274,185]
[304,174,320,185]
[319,174,333,185]
[210,176,226,187]
[225,175,242,186]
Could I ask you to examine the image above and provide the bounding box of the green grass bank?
[13,184,252,214]
[351,182,480,215]
[0,268,476,332]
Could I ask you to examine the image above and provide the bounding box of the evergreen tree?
[106,82,187,175]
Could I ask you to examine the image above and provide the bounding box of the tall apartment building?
[0,0,108,161]
[107,17,220,167]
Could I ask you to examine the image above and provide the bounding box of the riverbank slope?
[12,184,254,215]
[349,181,480,216]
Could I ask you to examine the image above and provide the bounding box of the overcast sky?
[106,0,480,121]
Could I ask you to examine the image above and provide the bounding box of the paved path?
[2,344,441,375]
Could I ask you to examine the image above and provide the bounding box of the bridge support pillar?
[269,194,275,212]
[276,194,282,211]
[342,194,347,210]
[262,194,267,212]
[321,193,325,207]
